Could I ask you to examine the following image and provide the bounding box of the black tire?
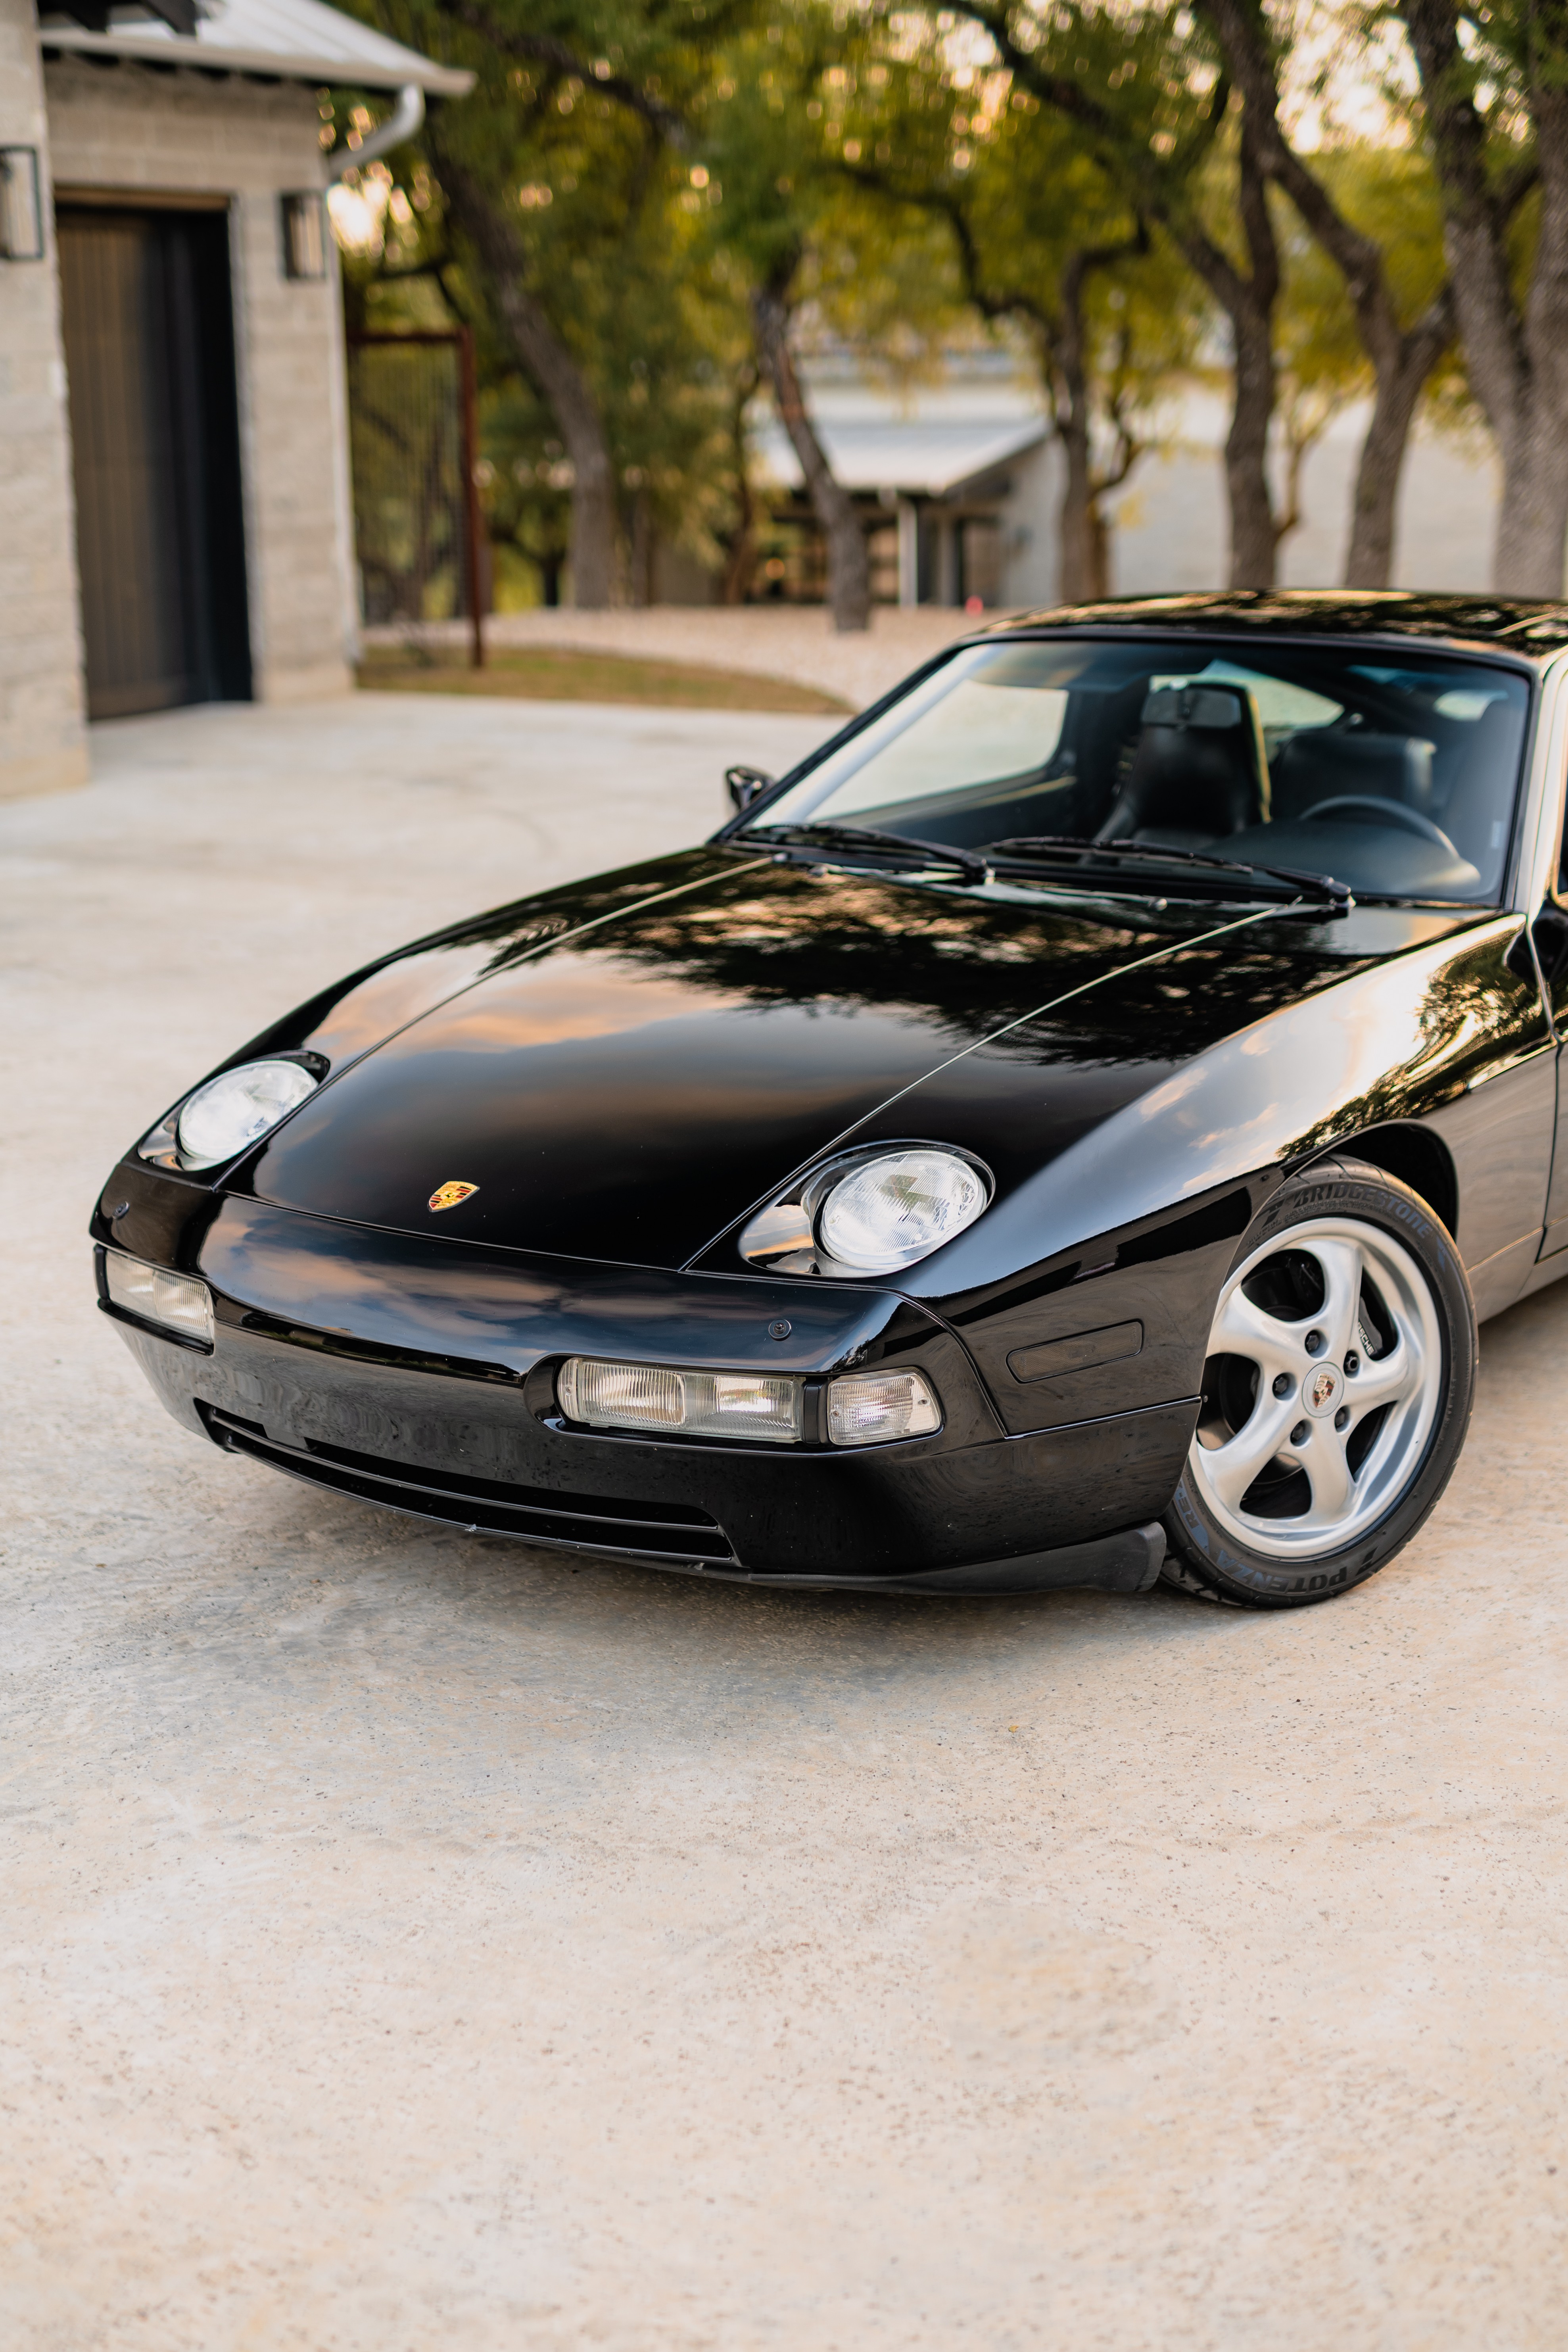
[1159,1156,1476,1609]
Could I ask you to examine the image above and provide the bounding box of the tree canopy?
[328,0,1562,610]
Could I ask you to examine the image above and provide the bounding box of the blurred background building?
[735,342,1497,615]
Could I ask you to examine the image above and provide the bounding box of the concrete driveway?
[4,694,1566,2350]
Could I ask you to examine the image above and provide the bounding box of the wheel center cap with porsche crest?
[428,1180,479,1213]
[1303,1364,1342,1417]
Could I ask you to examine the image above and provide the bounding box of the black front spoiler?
[679,1523,1166,1597]
[204,1393,1164,1596]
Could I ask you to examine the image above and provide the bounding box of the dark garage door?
[57,204,251,720]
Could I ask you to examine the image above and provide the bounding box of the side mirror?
[1531,901,1568,986]
[726,764,775,814]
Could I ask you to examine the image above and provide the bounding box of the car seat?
[1095,683,1270,845]
[1270,725,1436,824]
[1430,698,1524,876]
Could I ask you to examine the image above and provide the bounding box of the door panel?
[1533,745,1568,1253]
[57,206,251,720]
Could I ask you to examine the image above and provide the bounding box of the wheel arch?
[1299,1122,1459,1242]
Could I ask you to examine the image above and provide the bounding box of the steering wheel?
[1305,795,1457,852]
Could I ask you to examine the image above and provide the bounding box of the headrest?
[1140,685,1244,730]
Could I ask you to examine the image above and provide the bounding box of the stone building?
[0,0,465,799]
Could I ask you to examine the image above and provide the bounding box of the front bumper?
[93,1171,1196,1594]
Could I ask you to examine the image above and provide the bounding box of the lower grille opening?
[200,1405,734,1563]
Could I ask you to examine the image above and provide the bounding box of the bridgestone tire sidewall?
[1162,1160,1476,1609]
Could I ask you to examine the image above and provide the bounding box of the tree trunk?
[1493,403,1568,595]
[1051,369,1097,604]
[1086,506,1111,601]
[721,367,760,606]
[1056,418,1096,603]
[1202,0,1454,589]
[1052,256,1097,601]
[1047,294,1144,601]
[750,280,869,632]
[1342,303,1450,586]
[432,145,619,609]
[1226,117,1278,589]
[1400,1,1568,596]
[1492,71,1568,592]
[628,486,654,607]
[1175,118,1280,589]
[1221,300,1278,588]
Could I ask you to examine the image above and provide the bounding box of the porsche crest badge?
[428,1180,479,1213]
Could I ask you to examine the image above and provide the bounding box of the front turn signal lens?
[558,1358,803,1444]
[825,1369,941,1447]
[102,1250,214,1348]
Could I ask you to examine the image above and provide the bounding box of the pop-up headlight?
[174,1058,319,1169]
[818,1148,986,1274]
[739,1143,991,1278]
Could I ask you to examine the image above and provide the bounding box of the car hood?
[239,849,1421,1271]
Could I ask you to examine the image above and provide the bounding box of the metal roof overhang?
[36,0,474,94]
[755,415,1050,501]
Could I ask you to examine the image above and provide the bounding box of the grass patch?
[357,642,850,716]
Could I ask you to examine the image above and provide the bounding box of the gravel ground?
[3,694,1567,2352]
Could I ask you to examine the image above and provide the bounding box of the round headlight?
[816,1147,989,1274]
[176,1058,318,1168]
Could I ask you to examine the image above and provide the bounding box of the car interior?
[751,641,1532,902]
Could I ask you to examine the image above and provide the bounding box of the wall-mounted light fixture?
[0,148,44,263]
[279,190,327,281]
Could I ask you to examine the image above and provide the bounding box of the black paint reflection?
[246,853,1413,1269]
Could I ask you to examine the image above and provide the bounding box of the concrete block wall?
[0,0,89,801]
[43,55,357,705]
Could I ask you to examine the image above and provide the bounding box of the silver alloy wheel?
[1188,1214,1443,1561]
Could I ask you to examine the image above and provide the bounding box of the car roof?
[978,589,1568,662]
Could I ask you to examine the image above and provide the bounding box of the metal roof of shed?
[36,0,474,96]
[752,414,1049,501]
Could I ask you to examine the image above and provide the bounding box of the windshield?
[739,636,1533,902]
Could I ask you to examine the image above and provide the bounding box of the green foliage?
[336,0,761,599]
[322,0,1470,600]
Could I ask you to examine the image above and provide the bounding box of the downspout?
[326,83,425,182]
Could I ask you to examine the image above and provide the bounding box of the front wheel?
[1160,1158,1476,1608]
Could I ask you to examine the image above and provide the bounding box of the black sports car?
[93,593,1568,1608]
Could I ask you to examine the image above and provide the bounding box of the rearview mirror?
[726,764,775,814]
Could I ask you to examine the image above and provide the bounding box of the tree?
[698,14,881,629]
[841,38,1201,599]
[936,0,1303,587]
[355,0,743,606]
[1267,198,1366,559]
[1398,0,1567,594]
[1196,0,1451,589]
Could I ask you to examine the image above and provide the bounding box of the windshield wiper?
[747,821,991,883]
[985,834,1353,909]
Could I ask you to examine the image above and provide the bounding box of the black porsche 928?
[94,593,1568,1608]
